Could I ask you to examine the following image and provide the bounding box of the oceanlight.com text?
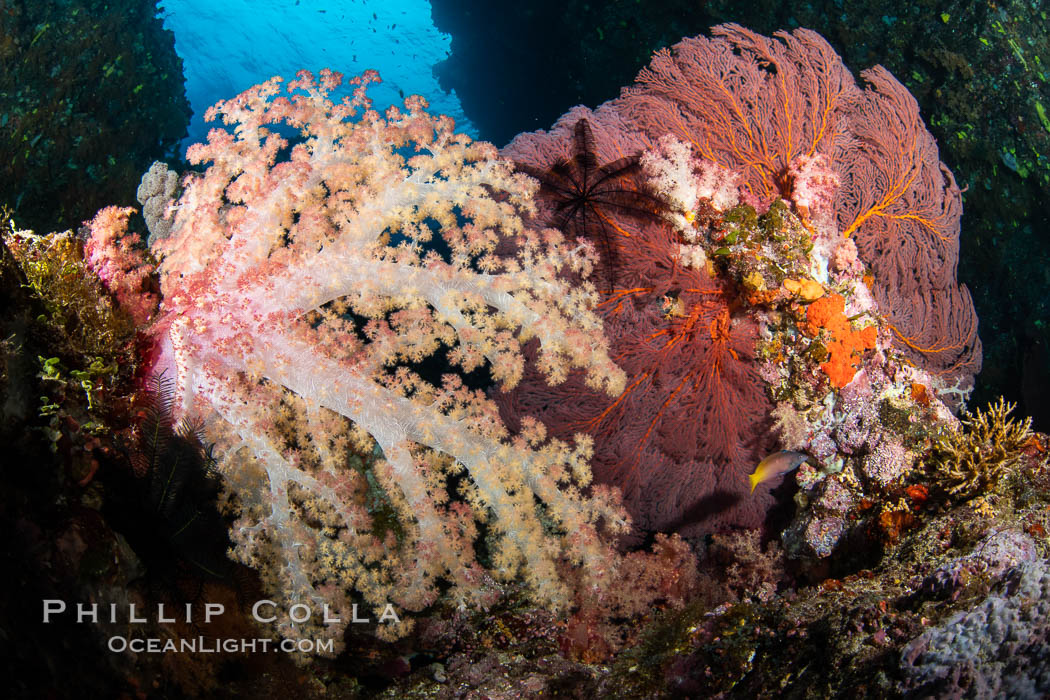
[106,635,335,655]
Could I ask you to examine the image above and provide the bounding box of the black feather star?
[513,118,666,290]
[128,372,232,581]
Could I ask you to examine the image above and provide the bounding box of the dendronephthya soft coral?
[139,69,692,650]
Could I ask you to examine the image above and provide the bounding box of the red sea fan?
[618,23,980,399]
[504,103,648,170]
[834,67,981,393]
[502,24,983,536]
[502,119,774,535]
[496,218,775,536]
[620,24,856,209]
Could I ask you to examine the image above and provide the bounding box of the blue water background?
[159,0,476,155]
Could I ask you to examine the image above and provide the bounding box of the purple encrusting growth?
[814,477,856,513]
[902,554,1050,698]
[832,374,884,453]
[785,476,854,558]
[920,529,1039,598]
[802,516,846,558]
[862,438,911,486]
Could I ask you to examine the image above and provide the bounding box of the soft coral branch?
[146,69,678,650]
[82,205,158,325]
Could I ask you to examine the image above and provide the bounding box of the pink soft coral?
[82,205,157,325]
[144,68,692,650]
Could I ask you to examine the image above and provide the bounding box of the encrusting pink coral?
[141,68,692,651]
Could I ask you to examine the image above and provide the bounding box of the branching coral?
[709,530,786,603]
[928,398,1035,499]
[82,206,158,326]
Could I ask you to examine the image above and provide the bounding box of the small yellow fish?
[748,451,809,493]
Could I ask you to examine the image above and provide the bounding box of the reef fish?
[748,451,809,492]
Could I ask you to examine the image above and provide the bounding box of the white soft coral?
[148,69,639,649]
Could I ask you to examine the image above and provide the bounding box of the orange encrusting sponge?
[802,293,877,388]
